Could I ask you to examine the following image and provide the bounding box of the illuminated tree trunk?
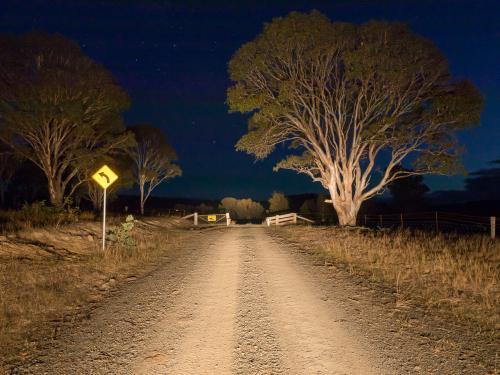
[48,177,64,207]
[139,174,146,216]
[332,202,359,226]
[329,184,360,226]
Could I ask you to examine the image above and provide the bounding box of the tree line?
[0,32,180,214]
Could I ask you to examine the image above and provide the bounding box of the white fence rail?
[181,212,231,226]
[265,212,314,226]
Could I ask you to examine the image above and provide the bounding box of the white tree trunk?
[333,203,359,226]
[329,183,360,226]
[139,181,145,216]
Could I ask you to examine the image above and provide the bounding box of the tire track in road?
[233,232,285,374]
[138,228,242,374]
[253,228,384,374]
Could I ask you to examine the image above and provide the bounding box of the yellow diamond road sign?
[207,215,217,222]
[92,165,118,189]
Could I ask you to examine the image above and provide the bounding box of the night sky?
[1,0,498,200]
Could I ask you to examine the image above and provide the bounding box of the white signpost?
[92,165,119,250]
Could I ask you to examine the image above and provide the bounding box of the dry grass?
[0,216,187,369]
[0,203,97,234]
[278,226,499,332]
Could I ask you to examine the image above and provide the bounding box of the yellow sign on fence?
[207,215,217,222]
[92,165,118,189]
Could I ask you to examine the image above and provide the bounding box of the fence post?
[491,216,496,240]
[379,214,383,227]
[226,213,230,226]
[276,214,280,226]
[293,213,297,224]
[435,211,439,232]
[194,212,198,226]
[400,213,404,228]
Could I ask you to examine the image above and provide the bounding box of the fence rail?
[265,212,314,226]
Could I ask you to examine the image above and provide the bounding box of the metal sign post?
[102,187,107,251]
[92,165,118,251]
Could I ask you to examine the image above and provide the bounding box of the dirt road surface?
[15,227,477,374]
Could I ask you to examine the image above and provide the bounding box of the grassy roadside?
[274,226,499,339]
[0,215,190,370]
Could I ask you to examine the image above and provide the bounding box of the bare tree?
[128,125,181,215]
[268,192,289,213]
[228,11,483,225]
[0,32,131,206]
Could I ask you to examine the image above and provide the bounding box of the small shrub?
[107,215,136,247]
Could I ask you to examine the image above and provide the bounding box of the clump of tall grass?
[280,226,499,331]
[0,201,97,233]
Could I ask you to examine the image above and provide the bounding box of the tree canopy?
[268,192,289,213]
[0,32,132,206]
[220,197,264,220]
[388,166,429,210]
[228,11,483,225]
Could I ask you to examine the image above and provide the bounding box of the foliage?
[268,192,289,213]
[0,32,133,207]
[0,200,79,232]
[388,166,430,209]
[299,199,316,214]
[219,197,264,220]
[128,124,182,215]
[227,11,483,225]
[107,215,136,247]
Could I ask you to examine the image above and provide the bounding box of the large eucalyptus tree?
[0,32,132,206]
[228,11,483,225]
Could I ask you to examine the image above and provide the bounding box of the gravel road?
[15,226,473,374]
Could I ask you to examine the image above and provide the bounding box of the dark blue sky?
[1,0,498,200]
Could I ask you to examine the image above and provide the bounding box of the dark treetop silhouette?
[0,32,132,207]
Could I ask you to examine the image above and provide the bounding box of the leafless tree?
[128,125,181,215]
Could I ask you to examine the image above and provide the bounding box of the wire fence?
[152,208,497,239]
[295,211,498,238]
[361,211,497,239]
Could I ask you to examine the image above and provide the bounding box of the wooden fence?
[265,212,314,226]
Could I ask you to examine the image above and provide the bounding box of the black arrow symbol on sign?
[99,172,110,184]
